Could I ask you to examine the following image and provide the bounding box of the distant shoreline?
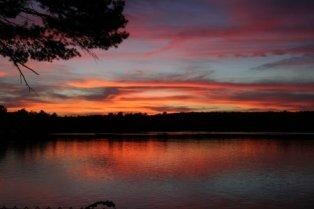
[1,111,314,140]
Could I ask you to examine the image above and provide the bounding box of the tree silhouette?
[0,0,128,90]
[0,104,7,114]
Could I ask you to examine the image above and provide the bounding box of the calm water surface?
[0,138,314,209]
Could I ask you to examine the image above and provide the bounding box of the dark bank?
[1,105,313,140]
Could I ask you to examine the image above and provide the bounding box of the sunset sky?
[0,0,314,114]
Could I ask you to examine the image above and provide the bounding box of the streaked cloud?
[1,77,313,114]
[124,0,314,58]
[1,0,314,113]
[252,55,314,71]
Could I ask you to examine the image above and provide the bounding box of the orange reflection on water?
[1,138,314,209]
[39,139,310,181]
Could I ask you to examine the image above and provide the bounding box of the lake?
[1,137,314,209]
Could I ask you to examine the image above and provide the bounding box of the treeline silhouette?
[0,105,313,139]
[0,200,116,209]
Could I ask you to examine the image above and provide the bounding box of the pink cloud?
[0,70,6,77]
[121,0,314,59]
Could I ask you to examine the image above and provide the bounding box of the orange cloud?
[67,79,314,92]
[6,78,313,114]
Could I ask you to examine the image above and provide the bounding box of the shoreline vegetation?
[1,105,314,140]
